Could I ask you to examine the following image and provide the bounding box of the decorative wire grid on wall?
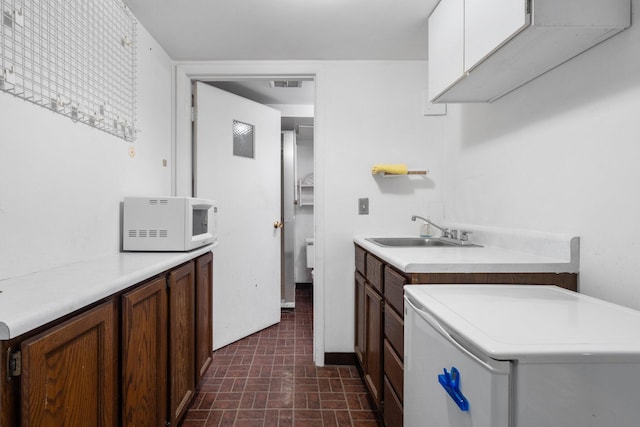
[0,0,137,141]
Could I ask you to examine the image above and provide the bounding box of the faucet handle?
[459,230,472,241]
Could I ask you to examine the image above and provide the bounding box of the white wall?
[320,62,445,352]
[0,25,173,280]
[442,2,640,309]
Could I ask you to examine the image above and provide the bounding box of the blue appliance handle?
[438,367,469,411]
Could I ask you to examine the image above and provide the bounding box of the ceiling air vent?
[269,80,302,88]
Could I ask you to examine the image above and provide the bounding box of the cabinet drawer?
[384,304,404,360]
[384,266,406,314]
[355,245,366,275]
[384,339,403,403]
[383,376,403,427]
[366,254,384,293]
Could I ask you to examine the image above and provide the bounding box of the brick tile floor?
[181,285,381,427]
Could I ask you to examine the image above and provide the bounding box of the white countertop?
[0,244,216,340]
[354,232,579,274]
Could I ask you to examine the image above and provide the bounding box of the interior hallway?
[181,284,381,426]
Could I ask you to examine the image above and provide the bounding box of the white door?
[194,81,282,350]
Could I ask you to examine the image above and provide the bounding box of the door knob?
[273,220,283,229]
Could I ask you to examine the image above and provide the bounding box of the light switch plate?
[358,198,369,215]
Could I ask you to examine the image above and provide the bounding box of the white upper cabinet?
[464,0,528,72]
[428,0,631,103]
[428,0,464,101]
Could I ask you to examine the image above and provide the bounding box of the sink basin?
[365,237,481,248]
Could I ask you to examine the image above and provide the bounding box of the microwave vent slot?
[147,199,169,206]
[125,229,168,239]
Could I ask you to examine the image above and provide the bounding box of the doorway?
[176,72,323,358]
[281,117,315,308]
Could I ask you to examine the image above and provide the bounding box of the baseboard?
[324,352,357,365]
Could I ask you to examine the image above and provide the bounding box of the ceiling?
[207,79,316,105]
[124,0,438,61]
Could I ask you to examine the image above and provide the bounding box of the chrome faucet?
[411,215,477,245]
[411,215,450,238]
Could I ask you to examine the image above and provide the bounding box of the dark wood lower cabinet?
[168,262,196,426]
[21,300,117,427]
[354,243,578,427]
[363,282,383,411]
[0,251,214,427]
[121,276,168,427]
[195,252,213,386]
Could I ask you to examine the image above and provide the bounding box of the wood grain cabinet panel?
[1,338,21,427]
[384,304,404,360]
[383,376,403,427]
[384,266,406,315]
[355,245,366,276]
[195,252,213,386]
[168,262,196,426]
[383,340,403,402]
[364,284,383,411]
[365,254,384,293]
[407,272,577,291]
[121,276,168,427]
[20,300,117,427]
[354,272,366,366]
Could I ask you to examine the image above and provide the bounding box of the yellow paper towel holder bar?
[375,169,430,177]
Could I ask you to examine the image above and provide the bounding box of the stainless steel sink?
[365,237,482,248]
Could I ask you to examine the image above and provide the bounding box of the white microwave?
[123,196,217,251]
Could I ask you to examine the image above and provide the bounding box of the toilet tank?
[305,238,315,268]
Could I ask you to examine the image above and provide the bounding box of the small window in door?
[233,120,255,158]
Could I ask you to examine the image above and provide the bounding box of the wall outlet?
[358,198,369,215]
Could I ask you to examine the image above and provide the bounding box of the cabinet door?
[354,272,366,366]
[168,262,196,425]
[121,276,168,427]
[383,376,403,427]
[428,0,464,100]
[195,252,213,386]
[21,300,117,427]
[364,284,383,411]
[464,0,529,71]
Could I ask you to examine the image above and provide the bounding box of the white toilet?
[305,237,314,280]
